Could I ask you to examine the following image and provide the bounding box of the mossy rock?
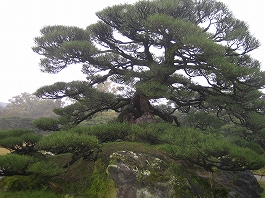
[101,142,262,198]
[101,142,221,197]
[107,150,177,197]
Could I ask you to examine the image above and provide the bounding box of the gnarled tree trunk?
[118,92,157,124]
[118,92,180,126]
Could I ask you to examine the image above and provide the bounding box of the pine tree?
[33,0,265,130]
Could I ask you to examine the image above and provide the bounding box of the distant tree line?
[0,92,63,131]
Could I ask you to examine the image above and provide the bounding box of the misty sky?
[0,0,264,102]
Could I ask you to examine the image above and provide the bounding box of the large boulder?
[215,170,263,198]
[107,151,175,197]
[106,150,263,198]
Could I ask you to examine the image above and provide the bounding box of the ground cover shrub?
[0,129,41,154]
[37,131,100,167]
[129,122,171,143]
[46,122,265,173]
[0,154,36,176]
[37,131,99,154]
[27,161,65,177]
[153,125,265,171]
[0,174,45,191]
[0,190,58,198]
[68,122,131,143]
[32,117,60,131]
[85,159,116,198]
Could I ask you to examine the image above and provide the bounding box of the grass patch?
[253,167,265,177]
[257,180,265,198]
[47,153,72,167]
[0,190,58,198]
[59,157,94,183]
[49,156,95,195]
[85,159,117,198]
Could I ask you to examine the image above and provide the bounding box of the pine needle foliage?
[32,0,265,131]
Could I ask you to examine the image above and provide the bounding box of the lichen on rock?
[107,151,176,198]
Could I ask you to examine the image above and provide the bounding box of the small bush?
[153,125,265,171]
[0,175,44,191]
[27,161,65,177]
[37,132,99,154]
[37,132,100,167]
[68,122,131,143]
[32,117,60,131]
[0,129,42,154]
[0,154,35,176]
[130,122,171,144]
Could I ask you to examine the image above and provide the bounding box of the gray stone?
[217,170,263,198]
[107,151,177,198]
[106,150,263,198]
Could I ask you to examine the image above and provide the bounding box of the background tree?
[0,92,64,130]
[0,117,34,131]
[2,92,63,119]
[33,0,265,132]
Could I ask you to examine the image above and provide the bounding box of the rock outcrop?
[215,170,263,198]
[106,150,263,198]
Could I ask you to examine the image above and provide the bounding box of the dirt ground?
[0,148,10,155]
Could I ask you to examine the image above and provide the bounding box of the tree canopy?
[33,0,265,131]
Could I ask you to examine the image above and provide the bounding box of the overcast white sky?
[0,0,264,102]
